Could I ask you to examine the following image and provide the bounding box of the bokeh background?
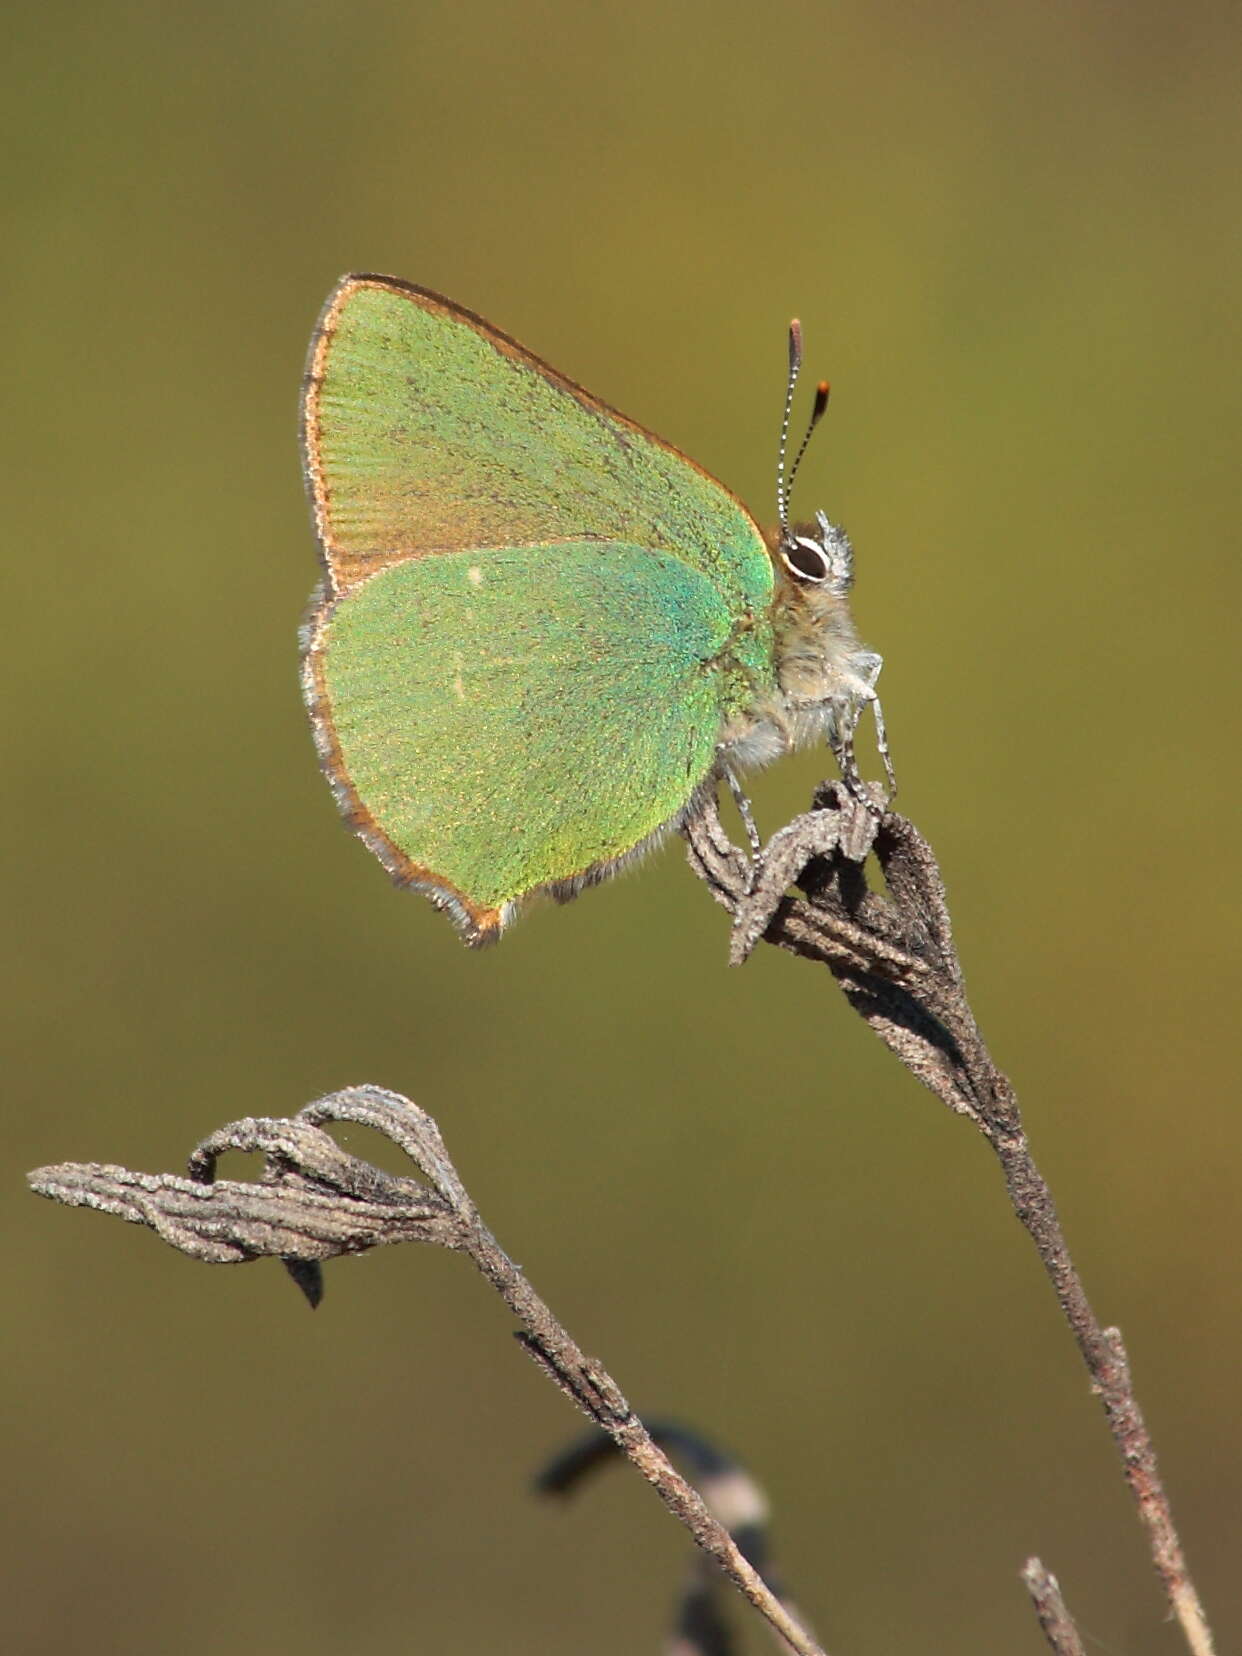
[6,2,1241,1651]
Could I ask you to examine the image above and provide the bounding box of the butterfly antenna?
[786,378,831,501]
[776,319,803,529]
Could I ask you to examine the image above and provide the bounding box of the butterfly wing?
[303,275,773,610]
[304,540,766,941]
[301,276,776,942]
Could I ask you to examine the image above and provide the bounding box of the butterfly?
[300,274,888,944]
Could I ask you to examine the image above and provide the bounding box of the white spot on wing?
[467,566,484,587]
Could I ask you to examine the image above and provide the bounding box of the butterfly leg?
[829,650,894,815]
[831,708,869,805]
[719,760,763,866]
[870,688,898,802]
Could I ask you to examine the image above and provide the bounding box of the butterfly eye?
[781,535,830,583]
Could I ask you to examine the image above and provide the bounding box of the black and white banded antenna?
[776,318,832,529]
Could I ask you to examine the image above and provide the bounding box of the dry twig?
[539,1420,809,1656]
[26,779,1218,1654]
[683,780,1215,1656]
[28,1085,826,1656]
[1021,1558,1086,1656]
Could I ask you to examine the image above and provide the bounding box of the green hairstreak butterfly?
[301,274,889,944]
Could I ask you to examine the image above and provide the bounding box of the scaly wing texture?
[304,543,765,941]
[302,274,773,615]
[300,275,778,941]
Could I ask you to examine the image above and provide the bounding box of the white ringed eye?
[781,535,830,583]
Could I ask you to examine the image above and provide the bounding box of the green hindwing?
[304,544,775,941]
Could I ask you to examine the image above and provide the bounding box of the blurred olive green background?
[7,2,1241,1651]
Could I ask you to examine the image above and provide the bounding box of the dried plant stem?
[449,1209,826,1656]
[1021,1558,1086,1656]
[25,784,1217,1653]
[684,784,1215,1656]
[28,1086,826,1656]
[998,1147,1211,1656]
[538,1421,807,1656]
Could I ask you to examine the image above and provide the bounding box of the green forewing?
[306,277,773,615]
[318,543,773,909]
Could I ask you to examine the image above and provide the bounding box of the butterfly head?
[764,321,894,806]
[777,510,854,599]
[772,329,855,607]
